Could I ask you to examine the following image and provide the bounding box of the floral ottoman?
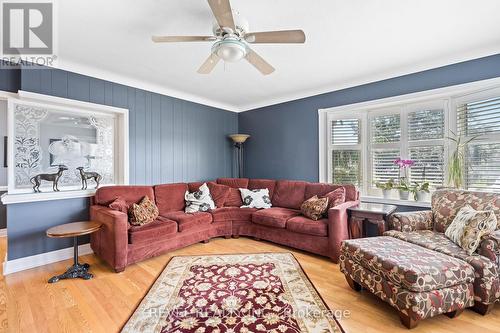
[339,236,476,329]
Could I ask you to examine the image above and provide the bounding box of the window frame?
[451,87,500,191]
[318,77,500,202]
[326,112,367,188]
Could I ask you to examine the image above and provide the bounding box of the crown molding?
[55,59,241,112]
[52,46,500,113]
[235,48,500,112]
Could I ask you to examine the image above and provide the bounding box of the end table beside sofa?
[340,190,500,328]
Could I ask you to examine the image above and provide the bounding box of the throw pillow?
[190,182,230,208]
[301,195,329,221]
[445,205,498,255]
[185,183,216,213]
[109,197,128,214]
[239,188,272,209]
[224,188,244,207]
[128,196,159,226]
[323,187,346,211]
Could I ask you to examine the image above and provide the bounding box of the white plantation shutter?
[457,97,500,136]
[407,108,445,188]
[369,113,401,190]
[408,109,444,140]
[371,114,400,143]
[372,149,400,183]
[331,119,360,144]
[329,117,363,187]
[409,146,445,187]
[466,143,500,191]
[331,150,362,186]
[457,94,500,191]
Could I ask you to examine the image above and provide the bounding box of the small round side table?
[46,221,102,283]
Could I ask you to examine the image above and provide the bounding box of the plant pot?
[398,190,409,200]
[382,189,392,199]
[416,191,428,202]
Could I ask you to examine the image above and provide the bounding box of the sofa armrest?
[327,200,360,263]
[478,230,500,266]
[90,205,128,272]
[388,210,434,232]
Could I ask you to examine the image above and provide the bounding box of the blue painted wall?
[239,54,500,181]
[0,61,21,92]
[4,64,238,260]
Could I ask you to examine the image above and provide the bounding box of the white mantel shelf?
[1,189,96,205]
[361,196,431,208]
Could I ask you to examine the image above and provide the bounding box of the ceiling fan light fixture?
[212,39,247,62]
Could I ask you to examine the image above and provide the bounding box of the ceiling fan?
[152,0,306,75]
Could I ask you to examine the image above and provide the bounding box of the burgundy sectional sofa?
[90,178,359,272]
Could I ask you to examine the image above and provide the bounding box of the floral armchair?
[386,190,500,315]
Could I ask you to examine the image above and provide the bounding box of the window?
[365,105,445,196]
[328,117,363,187]
[321,83,500,199]
[457,93,500,191]
[407,107,446,187]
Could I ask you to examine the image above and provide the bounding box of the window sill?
[360,196,431,208]
[1,189,97,205]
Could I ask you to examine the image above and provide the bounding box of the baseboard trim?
[0,229,6,237]
[3,243,93,275]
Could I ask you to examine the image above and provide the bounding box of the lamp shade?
[229,134,250,144]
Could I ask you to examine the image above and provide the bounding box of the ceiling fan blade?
[245,49,275,75]
[152,36,216,43]
[245,30,306,44]
[197,53,221,74]
[207,0,235,30]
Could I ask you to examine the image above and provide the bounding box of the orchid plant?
[394,158,414,191]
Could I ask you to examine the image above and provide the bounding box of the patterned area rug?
[122,253,344,333]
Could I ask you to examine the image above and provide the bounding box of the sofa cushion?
[240,188,272,209]
[252,207,300,228]
[185,183,216,213]
[272,180,307,210]
[300,195,329,221]
[341,236,475,292]
[211,207,258,223]
[224,188,243,207]
[128,196,159,226]
[128,216,177,244]
[154,183,188,215]
[445,205,498,255]
[108,197,128,214]
[95,186,154,206]
[287,216,328,237]
[161,211,212,232]
[248,179,277,198]
[217,178,249,188]
[188,182,230,208]
[432,190,500,233]
[324,187,346,211]
[305,183,358,202]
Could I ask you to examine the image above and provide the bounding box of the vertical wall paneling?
[239,54,500,181]
[3,64,237,260]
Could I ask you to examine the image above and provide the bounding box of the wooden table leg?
[365,218,387,236]
[350,217,364,239]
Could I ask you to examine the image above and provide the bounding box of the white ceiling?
[57,0,500,112]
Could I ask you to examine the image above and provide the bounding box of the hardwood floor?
[2,236,499,333]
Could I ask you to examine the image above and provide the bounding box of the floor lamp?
[229,134,250,178]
